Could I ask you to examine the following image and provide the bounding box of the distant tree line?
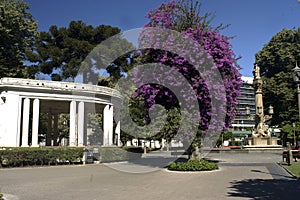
[0,0,131,83]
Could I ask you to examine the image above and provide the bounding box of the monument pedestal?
[252,137,278,146]
[245,137,281,149]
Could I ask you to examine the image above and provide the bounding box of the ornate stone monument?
[246,65,279,147]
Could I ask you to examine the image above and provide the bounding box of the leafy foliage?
[0,147,84,167]
[168,159,218,171]
[0,0,38,78]
[280,122,300,145]
[130,0,242,142]
[26,21,122,82]
[216,131,234,146]
[255,28,300,127]
[86,113,103,145]
[99,147,142,162]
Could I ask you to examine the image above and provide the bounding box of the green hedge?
[99,146,142,163]
[0,147,84,167]
[0,147,144,166]
[168,159,219,171]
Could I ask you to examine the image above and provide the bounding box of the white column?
[115,108,121,146]
[103,105,113,146]
[77,101,84,146]
[103,105,110,146]
[31,98,40,147]
[108,105,113,145]
[115,121,121,146]
[69,100,77,146]
[21,98,30,147]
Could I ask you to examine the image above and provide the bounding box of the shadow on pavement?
[251,169,293,179]
[228,178,300,200]
[127,157,188,168]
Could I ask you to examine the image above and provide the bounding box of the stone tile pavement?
[0,152,299,200]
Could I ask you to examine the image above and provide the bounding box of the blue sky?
[25,0,300,77]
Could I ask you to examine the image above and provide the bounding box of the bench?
[292,150,300,161]
[283,150,300,163]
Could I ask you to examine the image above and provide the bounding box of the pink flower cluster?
[132,0,242,138]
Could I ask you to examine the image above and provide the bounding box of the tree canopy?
[118,0,242,144]
[0,0,38,78]
[0,0,243,147]
[26,21,122,82]
[255,28,300,127]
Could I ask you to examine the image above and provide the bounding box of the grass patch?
[280,161,300,178]
[168,159,218,171]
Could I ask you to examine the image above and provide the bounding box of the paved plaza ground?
[0,151,299,200]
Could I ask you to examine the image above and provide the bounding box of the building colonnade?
[0,78,122,147]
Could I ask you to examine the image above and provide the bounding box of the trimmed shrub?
[122,146,144,153]
[99,147,127,162]
[123,146,143,160]
[99,146,142,163]
[0,147,84,167]
[168,159,218,171]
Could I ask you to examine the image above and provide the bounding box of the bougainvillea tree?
[126,0,242,146]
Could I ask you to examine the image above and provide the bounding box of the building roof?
[241,76,253,84]
[0,77,123,100]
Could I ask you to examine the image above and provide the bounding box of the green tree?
[0,0,38,78]
[86,113,103,145]
[108,0,241,148]
[281,122,300,146]
[26,21,122,82]
[255,28,300,127]
[132,0,241,147]
[216,131,234,147]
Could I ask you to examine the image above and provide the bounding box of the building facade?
[230,76,256,143]
[0,78,122,147]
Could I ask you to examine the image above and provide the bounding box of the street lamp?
[257,106,263,115]
[293,62,300,123]
[268,105,274,115]
[246,105,273,120]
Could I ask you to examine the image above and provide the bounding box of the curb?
[276,162,299,180]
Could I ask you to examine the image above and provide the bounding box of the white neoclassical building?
[0,77,122,147]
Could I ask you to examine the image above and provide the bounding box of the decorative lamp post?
[292,62,300,123]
